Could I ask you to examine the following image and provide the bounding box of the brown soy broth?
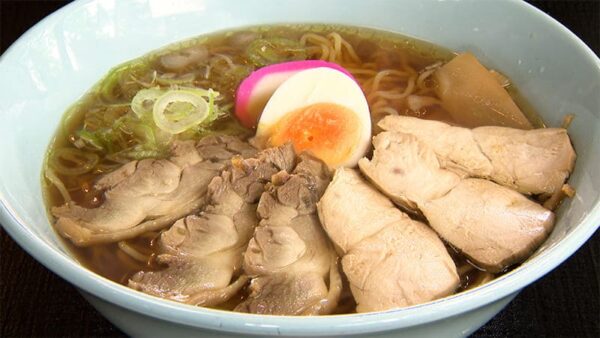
[43,24,545,311]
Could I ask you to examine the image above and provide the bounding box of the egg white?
[255,67,372,168]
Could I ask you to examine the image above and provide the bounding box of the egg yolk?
[267,102,361,167]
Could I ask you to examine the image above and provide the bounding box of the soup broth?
[44,24,546,312]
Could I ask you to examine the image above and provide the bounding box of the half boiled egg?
[255,67,371,168]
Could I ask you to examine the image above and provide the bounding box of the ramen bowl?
[0,0,598,337]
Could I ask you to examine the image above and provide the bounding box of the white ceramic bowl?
[1,0,598,337]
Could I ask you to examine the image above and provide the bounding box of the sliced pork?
[128,144,296,306]
[379,115,576,195]
[52,136,256,246]
[235,154,342,315]
[359,131,555,272]
[317,168,459,312]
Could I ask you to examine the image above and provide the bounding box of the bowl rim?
[1,0,599,335]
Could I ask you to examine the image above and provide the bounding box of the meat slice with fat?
[317,168,459,312]
[235,154,342,315]
[378,115,576,195]
[52,136,256,246]
[359,131,555,272]
[128,144,296,306]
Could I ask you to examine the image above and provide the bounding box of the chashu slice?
[235,154,342,315]
[317,168,459,312]
[378,115,576,195]
[357,130,459,213]
[421,178,554,272]
[52,136,256,246]
[128,144,296,306]
[359,131,555,272]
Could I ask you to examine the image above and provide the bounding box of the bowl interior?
[1,0,599,335]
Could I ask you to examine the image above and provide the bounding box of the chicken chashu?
[128,144,296,306]
[358,118,571,272]
[52,136,256,246]
[236,153,341,315]
[378,115,575,196]
[318,168,459,312]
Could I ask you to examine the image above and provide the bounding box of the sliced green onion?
[131,88,163,118]
[98,60,148,102]
[156,72,196,86]
[106,145,164,162]
[176,86,219,98]
[50,147,100,176]
[152,90,213,134]
[95,128,118,154]
[76,130,104,150]
[83,104,130,131]
[245,38,307,67]
[131,123,157,146]
[124,149,163,160]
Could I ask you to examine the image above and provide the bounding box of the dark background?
[1,0,598,337]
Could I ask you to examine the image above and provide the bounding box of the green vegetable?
[131,124,157,146]
[150,88,220,134]
[98,60,150,103]
[76,129,104,150]
[131,88,163,118]
[153,89,213,134]
[73,85,228,164]
[83,104,130,131]
[106,145,163,162]
[245,38,307,67]
[156,72,196,86]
